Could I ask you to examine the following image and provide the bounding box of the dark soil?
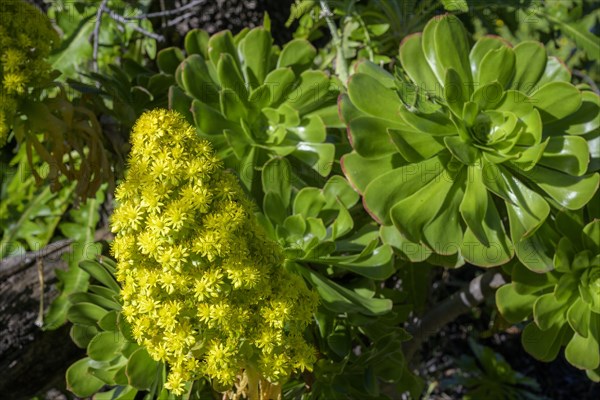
[413,300,600,399]
[157,0,295,47]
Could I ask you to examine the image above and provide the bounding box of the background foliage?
[1,0,599,399]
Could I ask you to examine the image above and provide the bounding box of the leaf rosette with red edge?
[340,14,599,269]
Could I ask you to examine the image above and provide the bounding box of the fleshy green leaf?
[217,53,248,100]
[444,68,468,117]
[496,284,536,323]
[67,302,109,326]
[537,135,590,176]
[207,30,238,67]
[400,33,439,91]
[292,142,335,176]
[277,39,316,73]
[126,347,161,390]
[380,225,433,263]
[544,91,600,136]
[299,267,393,316]
[460,192,514,267]
[288,115,327,142]
[390,170,457,244]
[444,136,480,165]
[469,36,507,78]
[348,73,403,123]
[471,81,504,110]
[441,0,468,11]
[239,28,272,87]
[565,329,600,370]
[93,387,137,400]
[567,298,591,338]
[168,85,194,123]
[432,14,473,88]
[181,55,220,108]
[191,99,240,136]
[79,260,121,293]
[262,157,292,208]
[364,155,447,225]
[388,128,445,162]
[69,292,120,311]
[538,57,571,85]
[523,166,599,210]
[484,163,550,239]
[310,245,395,280]
[421,174,465,256]
[512,41,547,93]
[330,205,353,239]
[156,47,184,75]
[293,188,326,218]
[521,323,566,362]
[66,358,105,397]
[88,331,124,362]
[184,29,210,57]
[513,223,558,272]
[460,165,489,245]
[356,60,396,88]
[341,151,405,194]
[530,82,582,122]
[476,46,515,88]
[264,67,296,106]
[322,175,360,209]
[263,192,287,226]
[70,324,98,348]
[98,310,119,332]
[348,116,399,159]
[583,220,600,253]
[285,70,333,114]
[533,293,568,330]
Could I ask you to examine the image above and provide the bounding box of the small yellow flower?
[136,229,161,256]
[3,73,27,94]
[164,371,186,395]
[1,49,25,72]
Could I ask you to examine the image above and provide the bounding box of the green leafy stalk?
[43,189,104,330]
[538,11,600,61]
[320,0,349,83]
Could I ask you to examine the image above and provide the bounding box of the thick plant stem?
[246,368,260,400]
[260,379,281,400]
[320,0,349,83]
[402,269,507,364]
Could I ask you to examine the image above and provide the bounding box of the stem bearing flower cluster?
[0,0,58,144]
[110,109,318,395]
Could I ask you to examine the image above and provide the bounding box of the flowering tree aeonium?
[110,109,318,397]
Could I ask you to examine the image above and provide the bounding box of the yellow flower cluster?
[0,0,59,144]
[111,109,318,395]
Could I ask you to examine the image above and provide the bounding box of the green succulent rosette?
[496,217,600,381]
[157,27,341,193]
[341,14,599,269]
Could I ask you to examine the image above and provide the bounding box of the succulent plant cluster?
[110,110,318,394]
[19,3,596,398]
[341,14,599,269]
[496,216,600,380]
[157,27,341,193]
[0,0,59,144]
